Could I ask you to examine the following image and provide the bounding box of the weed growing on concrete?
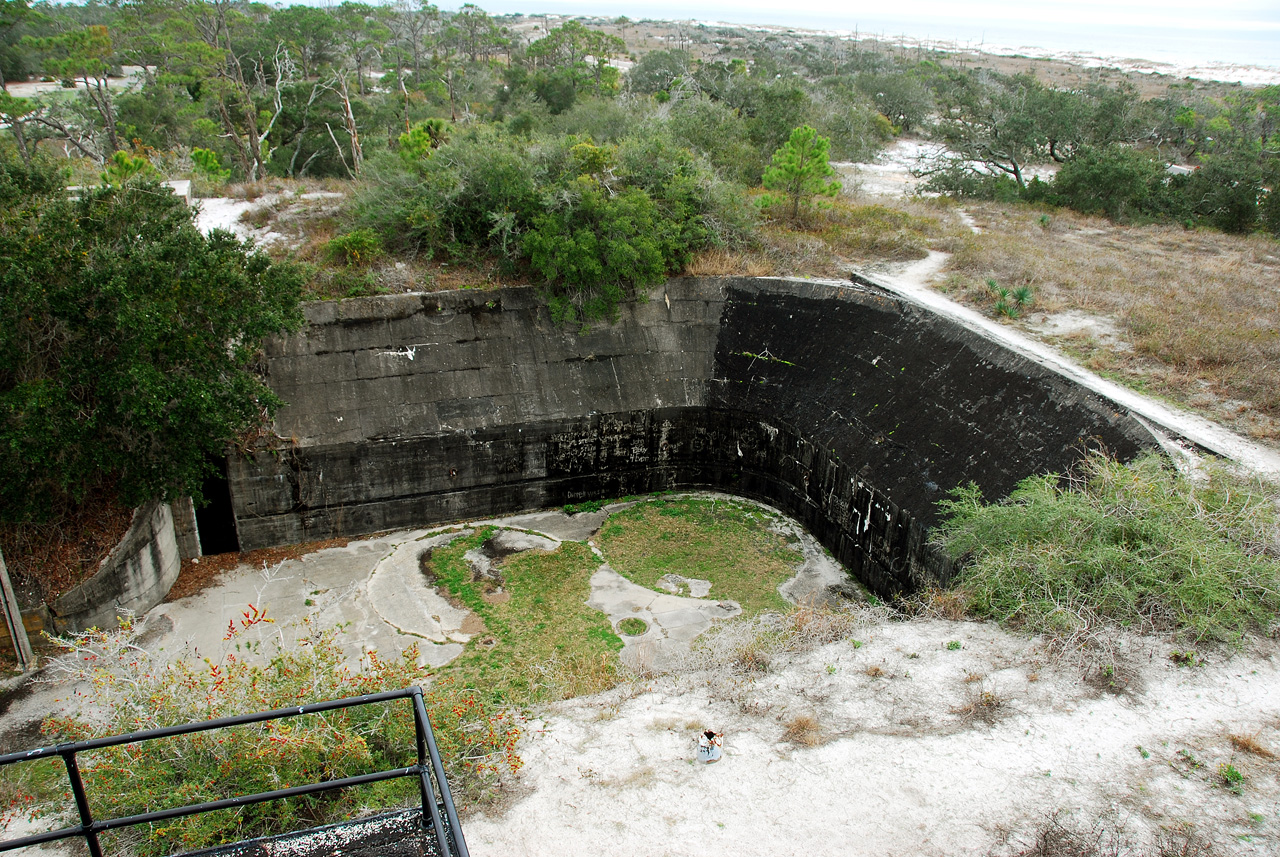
[617,617,648,636]
[597,495,802,615]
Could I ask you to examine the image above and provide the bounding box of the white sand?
[465,621,1280,856]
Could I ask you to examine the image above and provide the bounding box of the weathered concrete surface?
[170,495,202,560]
[48,500,181,633]
[229,277,1158,597]
[586,564,741,672]
[366,531,470,664]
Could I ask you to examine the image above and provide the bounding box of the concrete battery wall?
[228,277,1157,597]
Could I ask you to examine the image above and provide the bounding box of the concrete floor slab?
[368,532,471,645]
[585,566,745,669]
[489,530,559,554]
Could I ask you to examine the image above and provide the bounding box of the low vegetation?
[596,495,801,614]
[3,618,518,857]
[932,452,1280,645]
[1015,810,1216,857]
[426,529,621,705]
[940,204,1280,440]
[671,605,865,711]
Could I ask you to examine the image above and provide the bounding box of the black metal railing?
[0,686,469,857]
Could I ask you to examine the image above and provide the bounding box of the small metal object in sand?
[697,730,723,763]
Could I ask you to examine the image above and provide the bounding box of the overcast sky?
[453,0,1280,67]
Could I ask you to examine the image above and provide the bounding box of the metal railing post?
[409,687,452,857]
[414,691,469,857]
[60,749,103,857]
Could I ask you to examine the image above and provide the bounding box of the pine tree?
[762,125,841,221]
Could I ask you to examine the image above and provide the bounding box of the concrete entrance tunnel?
[225,276,1157,599]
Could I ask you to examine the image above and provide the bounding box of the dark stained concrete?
[228,277,1156,597]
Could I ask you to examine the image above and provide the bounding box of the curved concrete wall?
[49,500,181,633]
[228,277,1157,597]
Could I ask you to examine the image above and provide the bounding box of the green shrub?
[524,181,670,324]
[397,119,450,169]
[349,127,733,321]
[367,127,540,259]
[191,147,231,185]
[101,150,158,187]
[666,96,764,186]
[919,164,1024,202]
[325,228,384,266]
[547,96,646,142]
[1180,155,1263,234]
[934,452,1280,643]
[1049,144,1168,221]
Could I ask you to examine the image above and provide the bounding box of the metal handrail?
[0,686,469,857]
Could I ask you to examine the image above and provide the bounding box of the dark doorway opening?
[196,457,240,555]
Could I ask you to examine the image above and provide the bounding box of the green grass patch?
[596,496,801,614]
[617,617,648,636]
[429,529,622,705]
[933,452,1280,644]
[817,202,941,262]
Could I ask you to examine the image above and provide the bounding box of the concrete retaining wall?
[48,500,182,633]
[228,277,1157,597]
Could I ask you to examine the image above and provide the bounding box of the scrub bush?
[12,617,520,857]
[934,452,1280,644]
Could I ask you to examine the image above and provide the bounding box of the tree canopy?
[0,159,304,524]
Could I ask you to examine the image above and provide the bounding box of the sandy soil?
[464,621,1280,856]
[193,191,343,247]
[835,138,1059,199]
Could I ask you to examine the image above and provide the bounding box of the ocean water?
[472,2,1280,72]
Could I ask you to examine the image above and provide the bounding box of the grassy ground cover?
[938,203,1280,441]
[687,193,969,278]
[595,495,801,615]
[427,529,621,705]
